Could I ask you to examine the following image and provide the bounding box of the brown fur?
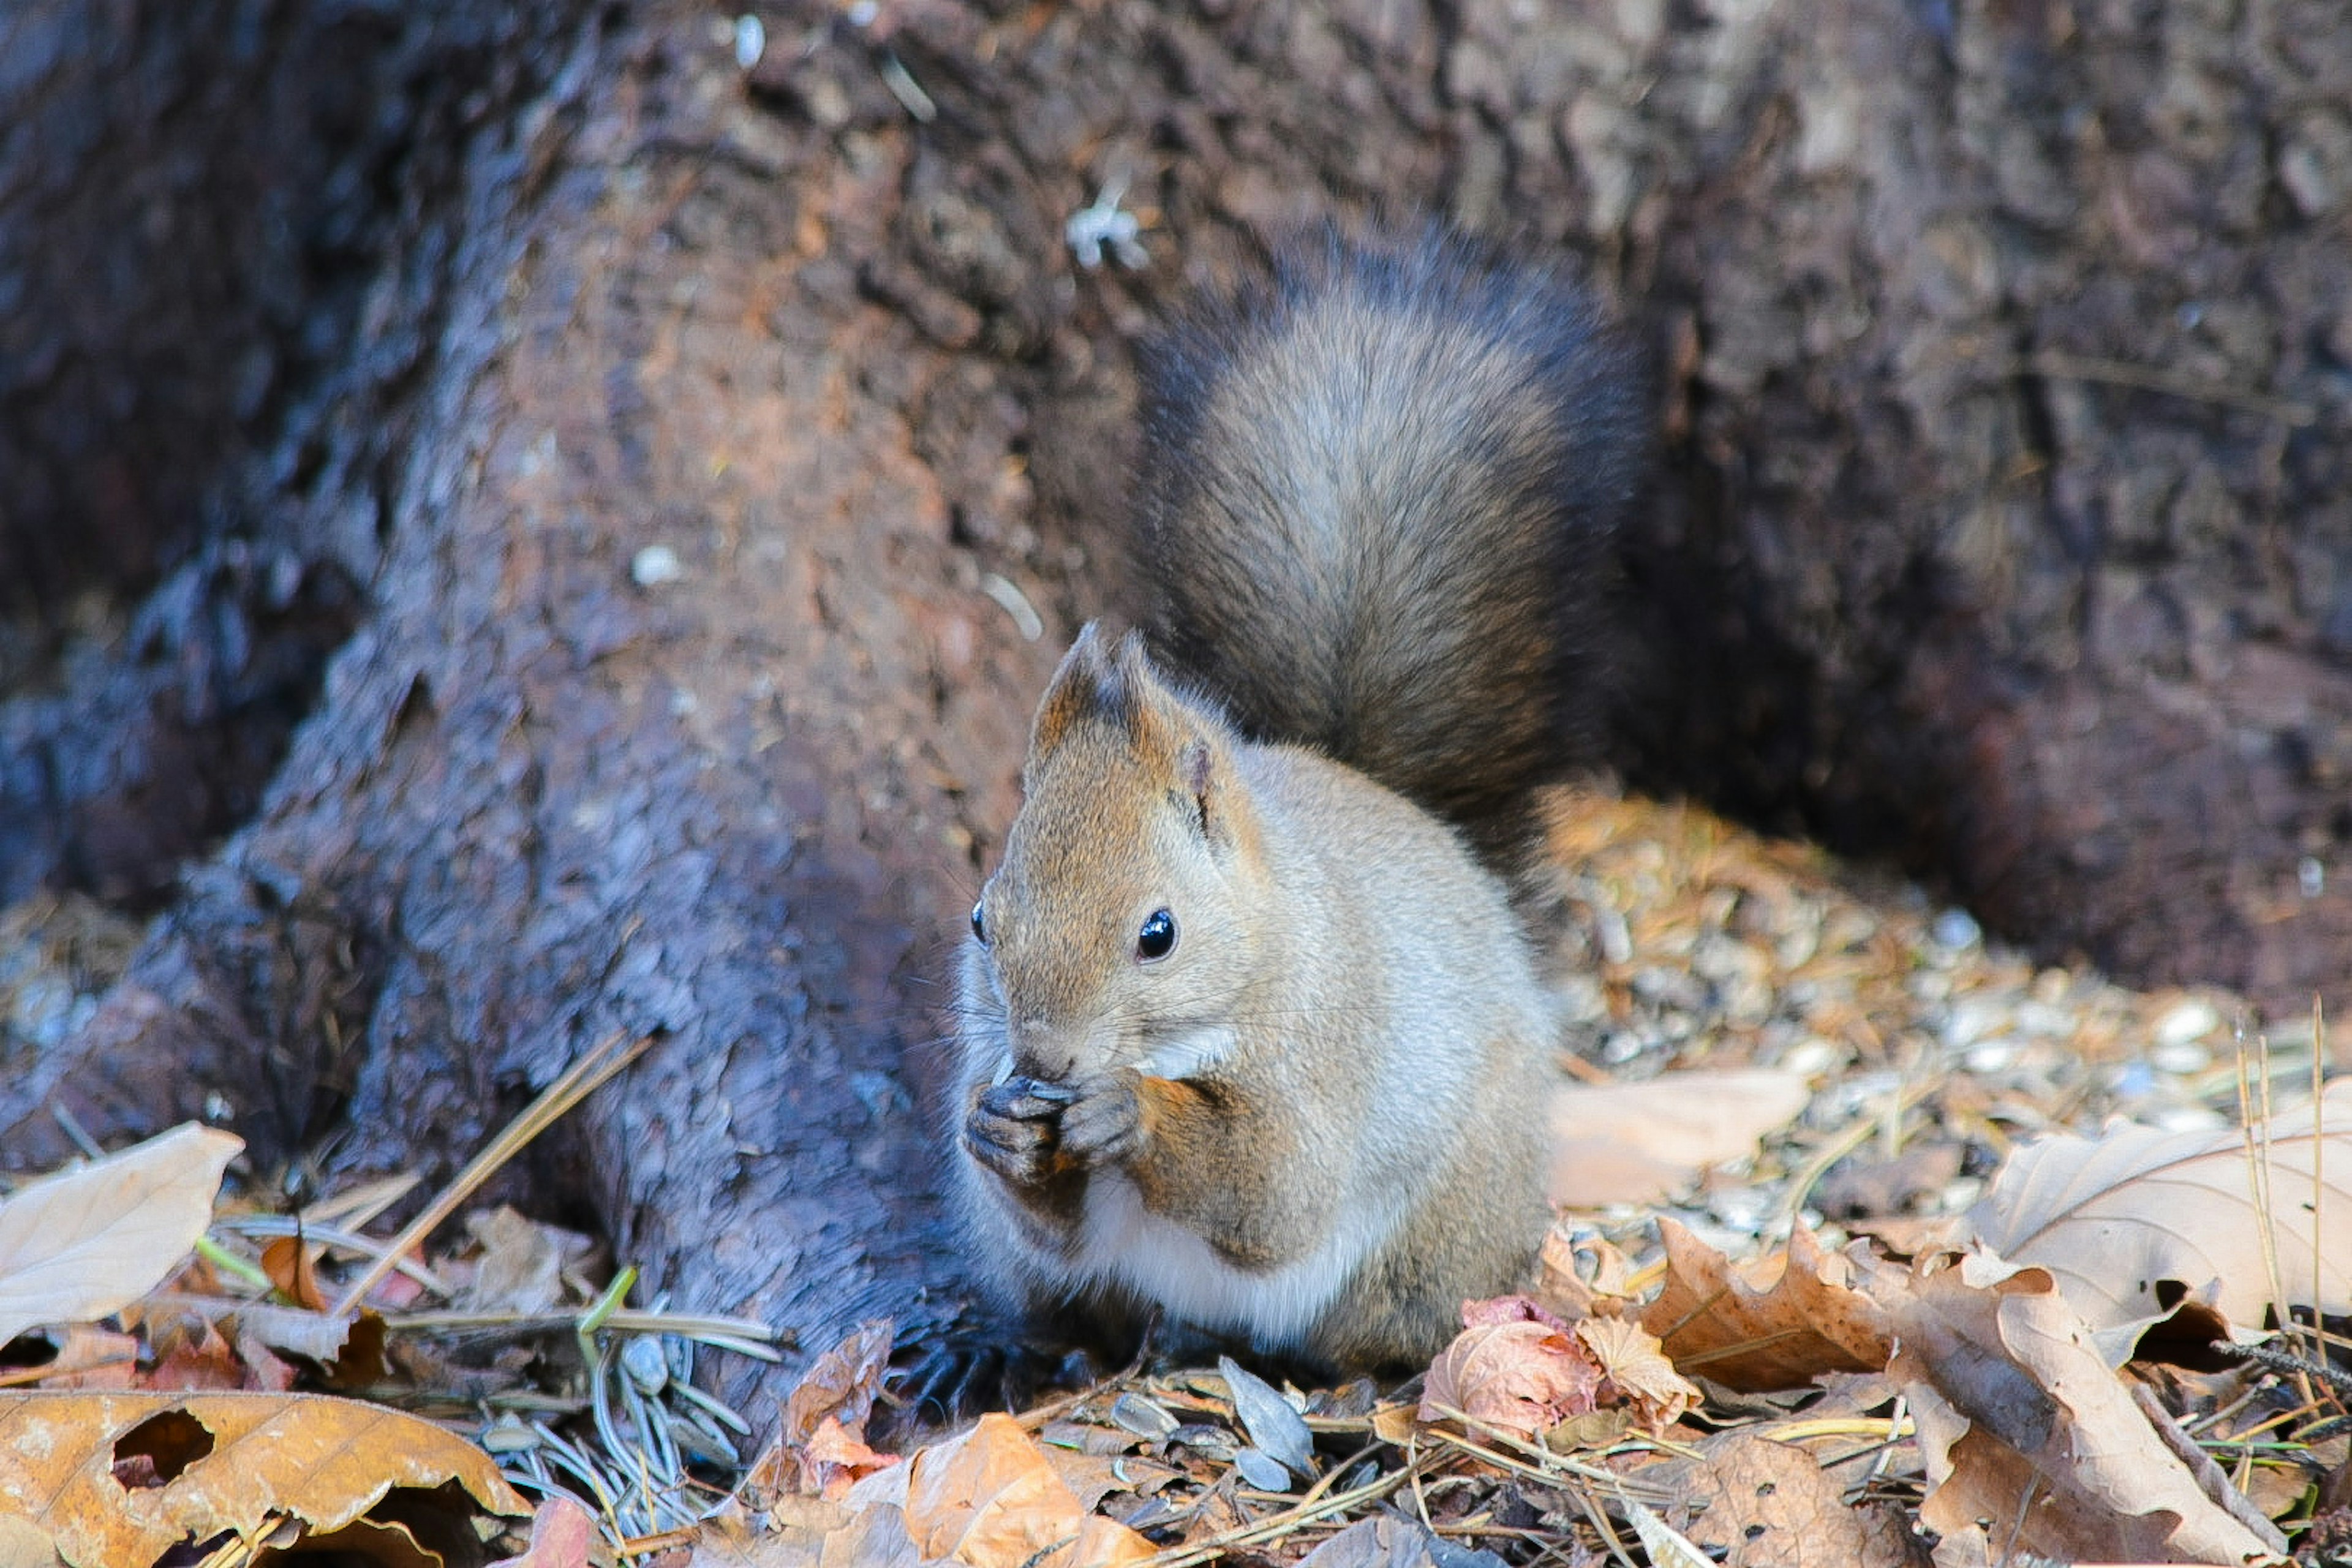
[949,230,1645,1378]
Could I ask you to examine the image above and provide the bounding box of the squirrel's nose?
[1006,1019,1079,1084]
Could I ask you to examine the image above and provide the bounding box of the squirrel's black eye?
[1136,907,1177,962]
[970,901,987,944]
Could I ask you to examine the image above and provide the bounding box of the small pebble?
[1939,1176,1984,1213]
[1777,1037,1839,1077]
[1600,1031,1646,1066]
[1940,998,2004,1048]
[1964,1039,2018,1074]
[2149,1039,2211,1075]
[1596,907,1634,966]
[621,1332,669,1395]
[2299,856,2325,898]
[1931,908,1982,950]
[2154,998,2220,1048]
[631,544,684,587]
[733,13,765,69]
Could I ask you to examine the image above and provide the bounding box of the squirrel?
[947,228,1648,1384]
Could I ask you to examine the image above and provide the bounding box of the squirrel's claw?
[1056,1074,1142,1162]
[884,1335,1096,1433]
[962,1099,1055,1186]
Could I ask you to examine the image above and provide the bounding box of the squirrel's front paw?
[963,1076,1073,1187]
[1056,1073,1142,1163]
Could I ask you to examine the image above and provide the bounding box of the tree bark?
[6,0,2348,1421]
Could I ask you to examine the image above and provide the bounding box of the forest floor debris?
[3,787,2347,1566]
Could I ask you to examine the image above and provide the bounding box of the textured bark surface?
[0,0,595,908]
[4,0,2348,1419]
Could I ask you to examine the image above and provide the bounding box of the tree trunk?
[7,0,2347,1419]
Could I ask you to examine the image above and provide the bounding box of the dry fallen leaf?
[689,1493,903,1568]
[799,1415,899,1501]
[897,1412,1153,1567]
[1881,1249,2283,1566]
[1968,1080,2352,1351]
[1550,1069,1812,1206]
[0,1124,243,1351]
[1643,1220,1893,1392]
[8,1325,139,1391]
[0,1389,529,1564]
[260,1235,329,1313]
[457,1205,597,1314]
[1655,1429,1923,1567]
[1577,1314,1698,1430]
[737,1321,900,1506]
[488,1494,598,1567]
[1420,1298,1604,1435]
[1297,1513,1493,1566]
[145,1316,249,1392]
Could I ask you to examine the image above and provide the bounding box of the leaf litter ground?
[2,785,2347,1566]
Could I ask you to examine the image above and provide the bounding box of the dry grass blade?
[330,1031,652,1315]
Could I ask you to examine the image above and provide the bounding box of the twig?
[0,1355,136,1389]
[2128,1381,2289,1554]
[1139,1452,1431,1567]
[49,1102,104,1161]
[330,1031,652,1316]
[213,1216,454,1294]
[2002,349,2318,427]
[300,1172,422,1231]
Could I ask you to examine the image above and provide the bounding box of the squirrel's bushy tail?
[1132,227,1649,867]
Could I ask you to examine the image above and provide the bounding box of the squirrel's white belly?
[1074,1173,1396,1348]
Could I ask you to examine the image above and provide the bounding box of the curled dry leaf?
[1548,1068,1813,1207]
[1535,1223,1643,1322]
[1576,1315,1698,1430]
[0,1389,529,1566]
[1420,1298,1603,1436]
[1968,1079,2352,1349]
[1643,1219,1893,1392]
[898,1412,1153,1567]
[1882,1249,2284,1566]
[260,1235,328,1313]
[0,1123,244,1351]
[782,1321,892,1449]
[737,1319,900,1508]
[800,1415,899,1501]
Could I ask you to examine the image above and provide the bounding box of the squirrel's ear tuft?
[1030,622,1129,761]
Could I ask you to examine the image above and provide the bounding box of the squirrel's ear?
[1109,633,1254,853]
[1029,622,1126,763]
